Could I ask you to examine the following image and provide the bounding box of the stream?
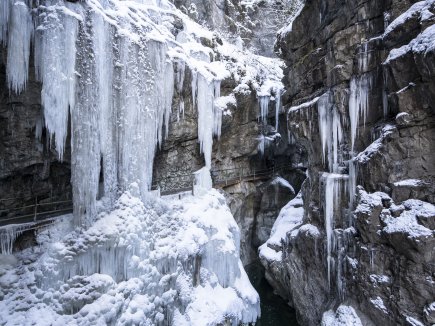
[246,261,300,326]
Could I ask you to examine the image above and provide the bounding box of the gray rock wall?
[262,0,435,325]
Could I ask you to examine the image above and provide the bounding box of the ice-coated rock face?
[0,189,260,325]
[173,0,303,57]
[261,0,435,325]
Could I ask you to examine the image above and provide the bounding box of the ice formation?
[318,91,343,173]
[0,190,260,325]
[193,167,213,196]
[321,173,348,288]
[349,74,371,152]
[258,96,270,123]
[1,0,283,226]
[275,89,282,130]
[195,75,222,168]
[6,0,33,94]
[0,224,29,254]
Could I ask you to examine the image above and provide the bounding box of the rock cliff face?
[0,49,72,225]
[261,0,435,325]
[1,0,434,324]
[152,60,306,264]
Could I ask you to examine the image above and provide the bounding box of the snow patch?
[259,191,304,262]
[321,305,363,326]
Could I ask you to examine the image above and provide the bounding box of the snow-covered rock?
[321,305,363,326]
[259,191,303,262]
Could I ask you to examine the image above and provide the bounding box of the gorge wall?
[260,0,435,325]
[0,0,304,264]
[1,0,434,325]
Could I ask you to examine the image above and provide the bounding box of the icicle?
[191,70,197,110]
[331,108,343,172]
[318,92,343,173]
[0,224,27,254]
[348,159,358,212]
[195,75,221,168]
[318,93,330,164]
[196,74,214,168]
[358,41,370,73]
[93,13,116,204]
[175,60,186,120]
[71,14,101,225]
[369,247,375,271]
[0,0,12,45]
[275,88,282,131]
[213,80,222,139]
[349,74,371,152]
[257,134,265,156]
[6,0,33,94]
[35,113,44,141]
[322,172,348,289]
[336,232,345,301]
[258,96,270,123]
[34,7,79,160]
[164,60,174,139]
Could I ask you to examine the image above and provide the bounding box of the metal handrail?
[0,207,73,223]
[0,200,73,213]
[153,163,293,184]
[2,164,300,227]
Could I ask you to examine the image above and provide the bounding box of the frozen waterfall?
[1,0,226,225]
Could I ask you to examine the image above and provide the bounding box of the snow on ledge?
[321,305,363,326]
[259,191,304,262]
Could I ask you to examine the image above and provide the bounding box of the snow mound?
[259,191,304,262]
[321,305,363,326]
[0,189,260,325]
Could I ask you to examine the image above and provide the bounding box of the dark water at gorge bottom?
[245,261,300,326]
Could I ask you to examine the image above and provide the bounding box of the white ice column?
[34,7,79,160]
[6,0,33,94]
[318,92,343,173]
[349,74,371,152]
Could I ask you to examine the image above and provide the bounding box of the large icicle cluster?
[317,91,343,173]
[279,26,376,299]
[1,0,284,226]
[0,190,260,325]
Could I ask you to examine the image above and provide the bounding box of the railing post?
[253,169,255,180]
